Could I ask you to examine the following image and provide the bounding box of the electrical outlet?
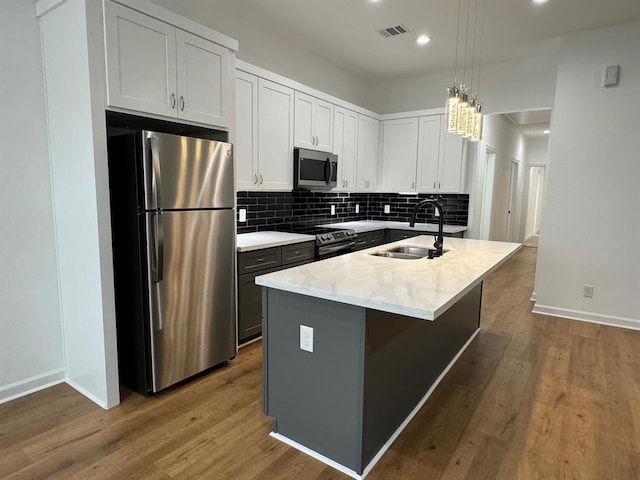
[300,325,313,352]
[583,285,594,298]
[384,205,390,214]
[355,204,360,214]
[331,205,336,216]
[239,209,247,222]
[434,208,440,217]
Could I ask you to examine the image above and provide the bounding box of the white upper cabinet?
[294,92,333,151]
[381,118,419,192]
[379,114,464,193]
[437,117,464,193]
[105,1,232,128]
[235,71,259,191]
[416,116,442,191]
[332,107,358,191]
[175,30,230,126]
[257,79,294,190]
[356,115,380,191]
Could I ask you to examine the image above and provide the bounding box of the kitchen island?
[256,236,520,479]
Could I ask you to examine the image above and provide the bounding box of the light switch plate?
[603,65,620,87]
[355,204,360,214]
[384,205,390,214]
[300,325,313,352]
[331,205,336,216]
[239,209,247,222]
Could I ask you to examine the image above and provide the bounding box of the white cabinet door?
[416,116,441,192]
[438,116,464,193]
[333,107,358,191]
[258,79,294,190]
[294,92,333,151]
[381,118,419,192]
[314,98,334,152]
[105,1,177,117]
[235,71,258,190]
[356,115,379,191]
[176,30,230,127]
[294,92,314,149]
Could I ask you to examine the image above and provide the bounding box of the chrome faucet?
[409,199,445,257]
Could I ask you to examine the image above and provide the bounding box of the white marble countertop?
[316,220,467,234]
[237,232,316,252]
[256,236,521,321]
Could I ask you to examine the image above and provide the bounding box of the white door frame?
[479,147,496,240]
[506,157,520,242]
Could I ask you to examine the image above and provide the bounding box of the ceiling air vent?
[377,24,410,38]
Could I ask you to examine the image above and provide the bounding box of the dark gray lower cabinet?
[237,241,315,344]
[353,230,386,251]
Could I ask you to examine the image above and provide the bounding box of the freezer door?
[143,131,234,210]
[145,209,236,392]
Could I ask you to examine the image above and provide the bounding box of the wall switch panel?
[330,205,336,216]
[239,209,247,222]
[384,205,390,214]
[583,285,594,298]
[603,65,620,87]
[300,325,314,352]
[355,204,359,214]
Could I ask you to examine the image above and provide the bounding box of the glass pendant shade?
[456,92,469,135]
[465,99,477,137]
[445,87,460,133]
[471,106,483,142]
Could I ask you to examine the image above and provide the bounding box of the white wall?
[526,137,549,166]
[465,114,526,242]
[534,21,640,328]
[369,54,558,115]
[148,0,373,110]
[0,0,65,403]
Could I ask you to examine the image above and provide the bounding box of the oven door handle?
[321,241,355,254]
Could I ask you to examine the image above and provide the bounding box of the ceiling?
[239,0,640,82]
[505,109,552,138]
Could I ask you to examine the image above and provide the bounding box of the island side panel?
[360,283,483,467]
[263,288,368,473]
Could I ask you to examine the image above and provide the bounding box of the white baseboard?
[532,304,640,331]
[530,291,537,302]
[0,368,65,405]
[269,328,482,479]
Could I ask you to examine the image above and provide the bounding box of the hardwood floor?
[2,247,639,479]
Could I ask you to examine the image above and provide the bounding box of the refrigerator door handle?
[149,135,162,210]
[151,212,165,283]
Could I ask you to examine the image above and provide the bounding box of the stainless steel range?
[299,227,358,260]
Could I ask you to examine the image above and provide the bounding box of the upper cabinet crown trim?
[109,0,238,52]
[236,59,379,120]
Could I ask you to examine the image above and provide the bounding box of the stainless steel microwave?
[294,148,338,189]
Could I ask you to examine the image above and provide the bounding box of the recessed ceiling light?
[417,35,431,46]
[543,129,551,134]
[533,0,549,4]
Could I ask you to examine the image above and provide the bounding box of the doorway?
[479,149,496,240]
[524,165,546,246]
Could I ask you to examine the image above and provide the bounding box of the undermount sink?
[369,245,448,260]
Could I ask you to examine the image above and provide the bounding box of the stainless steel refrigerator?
[108,128,236,394]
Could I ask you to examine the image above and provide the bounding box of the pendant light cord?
[453,0,462,86]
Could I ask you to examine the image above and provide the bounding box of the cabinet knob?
[170,93,176,109]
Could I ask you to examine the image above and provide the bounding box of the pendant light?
[445,0,485,142]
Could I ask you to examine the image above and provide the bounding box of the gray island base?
[262,283,482,478]
[257,236,521,478]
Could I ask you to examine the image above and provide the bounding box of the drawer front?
[281,241,316,265]
[368,230,385,244]
[238,247,282,274]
